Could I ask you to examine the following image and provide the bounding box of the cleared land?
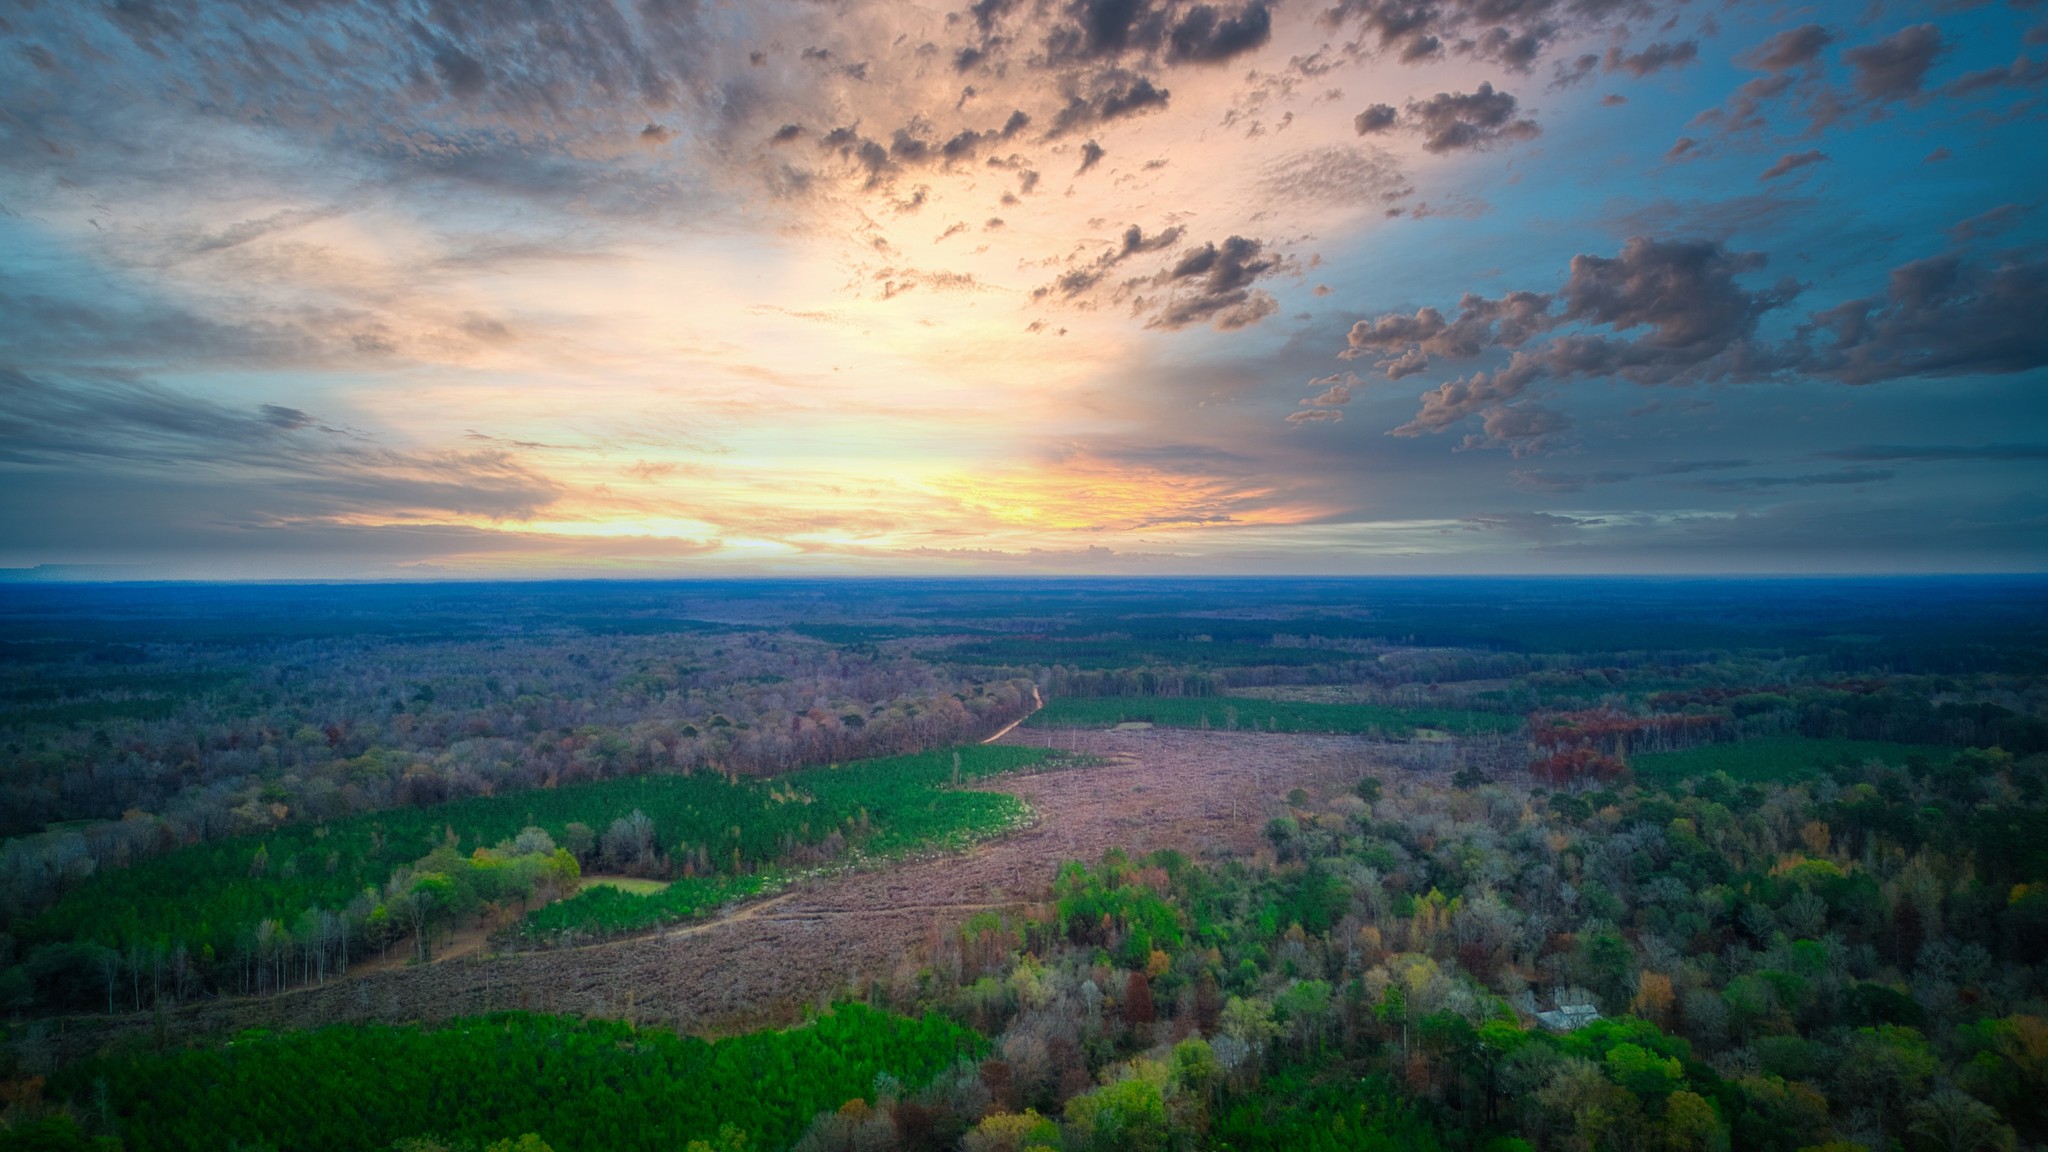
[38,728,1399,1059]
[1022,695,1516,735]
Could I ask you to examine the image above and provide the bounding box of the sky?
[1,0,2044,578]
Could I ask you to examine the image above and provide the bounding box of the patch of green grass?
[1630,737,1954,786]
[580,876,668,895]
[1022,696,1519,736]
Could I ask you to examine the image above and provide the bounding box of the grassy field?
[57,1004,979,1152]
[580,876,669,895]
[1630,737,1954,786]
[1022,695,1520,736]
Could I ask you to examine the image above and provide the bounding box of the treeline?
[1648,679,2048,755]
[5,745,1056,1012]
[0,630,1033,924]
[785,742,2048,1151]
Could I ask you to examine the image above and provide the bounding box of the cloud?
[1511,459,1750,492]
[1352,237,1801,448]
[1387,369,1528,437]
[1460,510,1603,543]
[1286,407,1343,423]
[1949,203,2034,242]
[1745,25,1834,73]
[1145,235,1286,330]
[1845,24,1944,102]
[1078,139,1107,174]
[1760,150,1827,181]
[1048,71,1172,136]
[1821,444,2048,463]
[1166,4,1275,63]
[1459,404,1571,456]
[1349,238,2048,453]
[1353,104,1399,134]
[1604,41,1698,78]
[1809,254,2048,384]
[0,370,565,524]
[1945,55,2048,97]
[1344,290,1554,363]
[1032,222,1187,299]
[1689,468,1894,492]
[1324,0,1642,75]
[1405,83,1541,153]
[1696,24,1837,136]
[1299,372,1359,407]
[1256,145,1410,210]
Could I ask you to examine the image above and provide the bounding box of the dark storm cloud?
[1404,83,1540,153]
[1844,24,1944,102]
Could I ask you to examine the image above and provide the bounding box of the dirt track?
[37,729,1391,1058]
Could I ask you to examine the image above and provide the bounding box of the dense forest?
[1,578,2044,1150]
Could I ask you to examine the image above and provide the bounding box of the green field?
[1022,695,1520,736]
[26,744,1061,959]
[56,1004,979,1152]
[1630,737,1954,786]
[581,876,669,895]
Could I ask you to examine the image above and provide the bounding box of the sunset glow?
[3,0,2043,575]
